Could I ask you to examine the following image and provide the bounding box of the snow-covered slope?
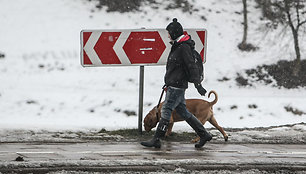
[0,0,305,131]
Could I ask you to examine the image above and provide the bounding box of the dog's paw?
[224,135,228,141]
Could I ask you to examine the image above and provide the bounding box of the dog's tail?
[208,90,218,106]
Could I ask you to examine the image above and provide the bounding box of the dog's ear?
[144,109,156,131]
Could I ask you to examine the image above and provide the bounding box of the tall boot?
[141,118,169,148]
[186,116,212,148]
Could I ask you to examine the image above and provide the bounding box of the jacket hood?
[178,35,195,50]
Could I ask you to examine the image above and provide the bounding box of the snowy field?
[0,0,305,132]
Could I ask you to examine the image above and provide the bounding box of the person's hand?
[194,83,207,96]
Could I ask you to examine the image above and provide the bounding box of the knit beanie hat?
[166,18,184,40]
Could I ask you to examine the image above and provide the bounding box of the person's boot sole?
[195,134,212,148]
[140,141,161,148]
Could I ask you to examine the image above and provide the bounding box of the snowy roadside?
[1,122,305,144]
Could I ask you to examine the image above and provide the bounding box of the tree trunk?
[292,29,301,76]
[242,0,248,45]
[284,0,302,76]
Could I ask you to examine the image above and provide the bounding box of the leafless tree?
[238,0,258,51]
[241,0,248,46]
[272,0,306,76]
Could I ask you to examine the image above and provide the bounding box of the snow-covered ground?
[0,122,305,144]
[0,0,305,132]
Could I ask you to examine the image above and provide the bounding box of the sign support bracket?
[138,65,144,135]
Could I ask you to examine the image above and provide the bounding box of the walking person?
[141,18,212,148]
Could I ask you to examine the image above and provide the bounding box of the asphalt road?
[0,142,306,173]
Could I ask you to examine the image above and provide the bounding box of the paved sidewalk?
[0,142,305,173]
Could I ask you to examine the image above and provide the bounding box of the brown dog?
[144,90,228,142]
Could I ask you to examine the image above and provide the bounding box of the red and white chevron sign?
[80,29,207,66]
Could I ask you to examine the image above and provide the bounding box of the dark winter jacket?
[164,35,198,89]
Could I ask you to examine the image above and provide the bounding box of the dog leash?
[155,85,167,121]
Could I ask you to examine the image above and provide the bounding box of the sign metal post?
[138,66,144,134]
